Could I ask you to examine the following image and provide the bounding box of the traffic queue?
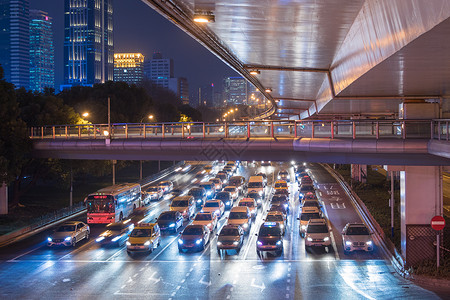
[47,160,374,258]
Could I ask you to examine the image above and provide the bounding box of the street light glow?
[82,112,89,117]
[149,115,154,120]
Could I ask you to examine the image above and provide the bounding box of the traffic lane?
[312,164,384,260]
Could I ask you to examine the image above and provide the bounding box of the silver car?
[342,223,374,254]
[47,221,90,247]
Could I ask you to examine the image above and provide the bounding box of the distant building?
[144,52,174,89]
[198,83,215,107]
[114,53,144,85]
[168,77,189,105]
[0,0,30,89]
[223,77,248,105]
[62,0,114,89]
[29,10,54,92]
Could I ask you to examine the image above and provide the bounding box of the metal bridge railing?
[29,119,444,140]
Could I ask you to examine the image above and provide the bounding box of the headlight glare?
[111,236,121,242]
[144,241,151,246]
[345,241,352,246]
[323,237,330,242]
[64,236,72,242]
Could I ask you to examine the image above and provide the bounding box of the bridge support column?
[400,166,443,267]
[0,182,7,214]
[351,164,367,183]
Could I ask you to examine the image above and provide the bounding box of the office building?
[63,0,113,89]
[223,76,248,105]
[29,10,54,92]
[114,53,144,85]
[144,52,174,89]
[0,0,30,89]
[168,77,189,105]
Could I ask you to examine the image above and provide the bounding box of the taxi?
[298,207,322,237]
[256,222,283,256]
[170,195,196,220]
[238,198,257,218]
[274,180,289,194]
[126,223,160,255]
[201,200,225,217]
[264,211,287,235]
[192,212,218,231]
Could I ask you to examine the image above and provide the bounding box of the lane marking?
[58,238,95,261]
[150,235,179,261]
[105,245,127,261]
[8,244,44,261]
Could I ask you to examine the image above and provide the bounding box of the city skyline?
[31,0,241,98]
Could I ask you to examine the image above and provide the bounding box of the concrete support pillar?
[351,164,367,183]
[400,166,443,266]
[0,182,7,215]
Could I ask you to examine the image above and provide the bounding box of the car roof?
[267,211,283,216]
[134,223,157,229]
[206,200,221,203]
[347,223,367,228]
[302,207,320,213]
[275,180,287,184]
[308,218,326,225]
[62,221,81,225]
[172,195,193,201]
[230,206,249,212]
[185,224,204,229]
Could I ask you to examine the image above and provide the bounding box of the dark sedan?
[178,225,211,252]
[217,225,244,255]
[157,211,183,233]
[96,220,134,246]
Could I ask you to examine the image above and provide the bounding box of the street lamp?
[82,112,89,118]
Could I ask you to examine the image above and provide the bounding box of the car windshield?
[259,226,281,237]
[171,200,188,207]
[266,214,283,221]
[158,213,175,220]
[224,188,235,193]
[189,190,203,197]
[216,192,230,200]
[300,185,315,192]
[307,225,328,233]
[303,201,319,207]
[248,182,262,188]
[204,202,219,207]
[220,228,239,236]
[229,179,241,186]
[172,189,183,194]
[346,226,370,235]
[229,212,248,219]
[301,213,321,221]
[183,227,203,235]
[56,225,75,232]
[275,182,287,188]
[86,199,114,213]
[272,195,288,202]
[200,185,212,191]
[195,214,212,221]
[147,187,159,192]
[130,229,152,237]
[239,202,254,207]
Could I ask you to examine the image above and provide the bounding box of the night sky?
[32,0,240,100]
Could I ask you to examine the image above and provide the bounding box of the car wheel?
[236,247,241,254]
[276,249,283,256]
[71,238,76,247]
[305,246,310,252]
[157,240,160,247]
[344,250,349,255]
[85,232,90,240]
[119,212,123,221]
[217,249,221,256]
[256,250,261,257]
[300,232,305,238]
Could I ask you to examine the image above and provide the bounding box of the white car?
[192,212,218,231]
[342,223,374,254]
[47,221,90,247]
[305,219,331,251]
[201,200,225,217]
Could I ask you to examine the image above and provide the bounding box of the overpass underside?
[32,138,450,166]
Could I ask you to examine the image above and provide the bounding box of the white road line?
[59,238,95,261]
[8,244,44,261]
[151,235,179,261]
[105,245,127,262]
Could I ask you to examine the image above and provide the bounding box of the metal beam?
[243,64,328,73]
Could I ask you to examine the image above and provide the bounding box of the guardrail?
[29,119,443,140]
[0,161,186,248]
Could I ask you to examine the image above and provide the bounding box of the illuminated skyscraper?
[114,53,144,85]
[63,0,113,89]
[144,52,174,89]
[223,77,248,105]
[0,0,30,89]
[29,10,54,92]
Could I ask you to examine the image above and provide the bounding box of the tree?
[0,66,30,185]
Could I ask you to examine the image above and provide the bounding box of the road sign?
[431,216,445,231]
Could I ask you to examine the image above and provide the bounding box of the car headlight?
[96,236,105,242]
[226,201,230,205]
[307,237,313,242]
[323,237,330,242]
[257,200,262,204]
[215,210,220,215]
[278,176,281,179]
[169,223,176,228]
[217,241,222,246]
[345,241,352,246]
[196,239,202,245]
[111,236,121,242]
[144,241,151,246]
[258,190,263,196]
[126,241,131,246]
[283,204,288,209]
[257,241,263,246]
[64,237,72,242]
[47,237,52,242]
[242,223,249,229]
[299,193,304,198]
[366,241,373,246]
[178,239,183,245]
[207,191,212,195]
[276,240,282,246]
[279,224,284,229]
[207,223,212,227]
[287,175,290,179]
[233,241,239,245]
[301,225,307,230]
[197,200,202,203]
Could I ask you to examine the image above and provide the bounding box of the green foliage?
[0,68,30,183]
[411,258,450,279]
